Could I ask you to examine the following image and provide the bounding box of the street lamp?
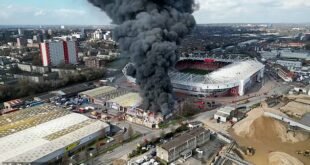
[89,153,94,165]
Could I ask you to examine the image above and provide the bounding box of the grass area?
[180,68,211,75]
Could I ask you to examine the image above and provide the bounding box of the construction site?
[229,94,310,165]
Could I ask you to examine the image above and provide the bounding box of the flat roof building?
[157,127,210,163]
[214,106,235,122]
[0,104,109,164]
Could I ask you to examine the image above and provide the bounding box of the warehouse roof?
[0,104,109,163]
[108,92,142,107]
[79,86,117,98]
[57,83,93,96]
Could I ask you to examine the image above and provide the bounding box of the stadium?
[123,54,265,97]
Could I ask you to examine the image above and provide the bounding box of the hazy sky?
[0,0,310,25]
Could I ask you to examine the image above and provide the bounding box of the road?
[93,121,180,165]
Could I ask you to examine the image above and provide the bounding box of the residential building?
[13,74,45,83]
[16,37,27,48]
[3,99,24,111]
[84,57,106,69]
[17,63,49,74]
[276,65,295,82]
[40,40,78,66]
[93,29,103,40]
[157,127,210,163]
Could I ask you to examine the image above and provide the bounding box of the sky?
[0,0,310,25]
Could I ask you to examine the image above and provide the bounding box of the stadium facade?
[123,55,265,97]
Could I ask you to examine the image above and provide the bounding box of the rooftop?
[79,86,116,98]
[108,92,142,108]
[217,106,235,114]
[160,128,209,151]
[0,104,109,163]
[3,99,24,106]
[58,83,93,95]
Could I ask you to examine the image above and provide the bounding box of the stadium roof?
[169,60,264,87]
[108,92,142,108]
[0,104,109,163]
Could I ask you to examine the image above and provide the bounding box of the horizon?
[1,0,310,25]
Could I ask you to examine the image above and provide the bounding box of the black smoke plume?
[88,0,197,115]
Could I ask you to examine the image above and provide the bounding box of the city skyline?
[0,0,310,25]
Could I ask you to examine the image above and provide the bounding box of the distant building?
[17,63,49,74]
[13,74,44,83]
[93,29,103,40]
[33,34,43,43]
[157,127,210,163]
[47,29,53,36]
[39,41,78,66]
[103,31,112,40]
[84,57,106,69]
[3,99,24,110]
[16,37,27,48]
[276,65,295,82]
[18,28,23,36]
[276,60,302,69]
[279,50,310,60]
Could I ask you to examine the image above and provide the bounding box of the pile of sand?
[233,108,263,137]
[268,152,304,165]
[233,108,308,143]
[280,101,310,118]
[295,98,310,105]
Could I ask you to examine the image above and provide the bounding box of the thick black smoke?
[88,0,197,115]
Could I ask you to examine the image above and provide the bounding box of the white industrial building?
[214,106,235,122]
[40,40,78,66]
[0,104,109,164]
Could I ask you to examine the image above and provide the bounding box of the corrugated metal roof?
[108,92,142,107]
[79,86,117,98]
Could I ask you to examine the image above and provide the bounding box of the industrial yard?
[230,96,310,165]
